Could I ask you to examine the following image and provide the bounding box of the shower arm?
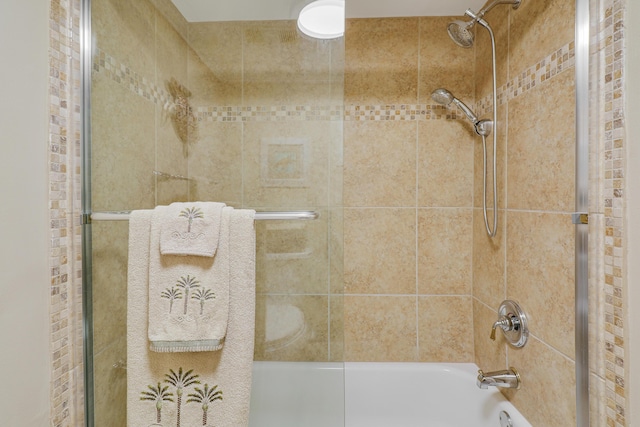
[472,0,521,22]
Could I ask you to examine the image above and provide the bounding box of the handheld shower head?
[431,88,479,124]
[431,88,454,106]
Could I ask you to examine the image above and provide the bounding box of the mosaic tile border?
[196,105,343,122]
[49,0,84,426]
[476,41,576,116]
[93,47,172,106]
[94,40,574,124]
[599,0,626,425]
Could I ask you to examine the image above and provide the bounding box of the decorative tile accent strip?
[93,47,172,107]
[600,0,626,425]
[49,0,84,426]
[476,41,576,117]
[95,39,575,124]
[196,105,344,122]
[343,104,460,121]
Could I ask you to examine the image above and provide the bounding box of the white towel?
[128,209,256,427]
[149,205,232,353]
[160,202,226,257]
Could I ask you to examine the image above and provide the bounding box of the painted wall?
[0,0,51,425]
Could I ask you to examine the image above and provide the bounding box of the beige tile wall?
[71,2,624,426]
[343,17,477,363]
[471,0,578,426]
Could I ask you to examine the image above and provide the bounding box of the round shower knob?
[491,300,529,348]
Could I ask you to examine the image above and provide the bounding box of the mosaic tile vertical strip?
[49,0,84,426]
[600,0,626,425]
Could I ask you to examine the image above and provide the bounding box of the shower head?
[448,1,522,47]
[431,88,479,124]
[431,88,454,106]
[447,20,475,48]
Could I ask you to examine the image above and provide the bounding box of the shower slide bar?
[85,210,319,223]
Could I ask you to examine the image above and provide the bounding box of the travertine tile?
[242,121,331,208]
[344,208,416,295]
[508,0,576,78]
[419,16,475,103]
[345,18,419,106]
[473,298,507,371]
[92,0,156,81]
[242,21,332,106]
[417,208,472,295]
[150,0,188,39]
[344,120,416,207]
[255,212,329,294]
[329,208,345,295]
[474,5,509,99]
[91,222,129,355]
[418,119,475,207]
[187,121,243,206]
[330,295,345,361]
[155,9,188,85]
[93,337,127,427]
[91,75,156,211]
[418,296,474,362]
[506,211,575,359]
[505,336,576,427]
[187,22,243,107]
[156,100,189,205]
[507,70,575,212]
[254,295,329,362]
[344,296,417,362]
[472,207,506,309]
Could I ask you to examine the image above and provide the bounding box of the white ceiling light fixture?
[297,0,345,39]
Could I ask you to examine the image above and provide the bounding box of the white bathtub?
[249,362,531,427]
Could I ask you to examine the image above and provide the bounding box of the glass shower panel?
[87,0,344,425]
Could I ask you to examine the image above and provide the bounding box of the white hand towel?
[148,205,232,353]
[160,201,226,257]
[128,208,256,427]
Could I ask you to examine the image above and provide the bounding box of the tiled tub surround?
[52,0,625,426]
[341,24,579,427]
[471,0,579,426]
[90,8,582,424]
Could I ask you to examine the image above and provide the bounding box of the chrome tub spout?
[476,367,521,389]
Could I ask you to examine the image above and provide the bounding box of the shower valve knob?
[490,300,529,348]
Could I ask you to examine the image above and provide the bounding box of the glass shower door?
[86,0,344,425]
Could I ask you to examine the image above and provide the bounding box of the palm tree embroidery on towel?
[160,287,183,314]
[171,207,206,241]
[191,288,216,315]
[164,368,201,427]
[140,382,174,424]
[179,207,204,234]
[187,384,223,426]
[175,275,200,315]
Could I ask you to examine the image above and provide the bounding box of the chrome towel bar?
[84,210,319,224]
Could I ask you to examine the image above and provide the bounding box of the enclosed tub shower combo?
[82,0,590,426]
